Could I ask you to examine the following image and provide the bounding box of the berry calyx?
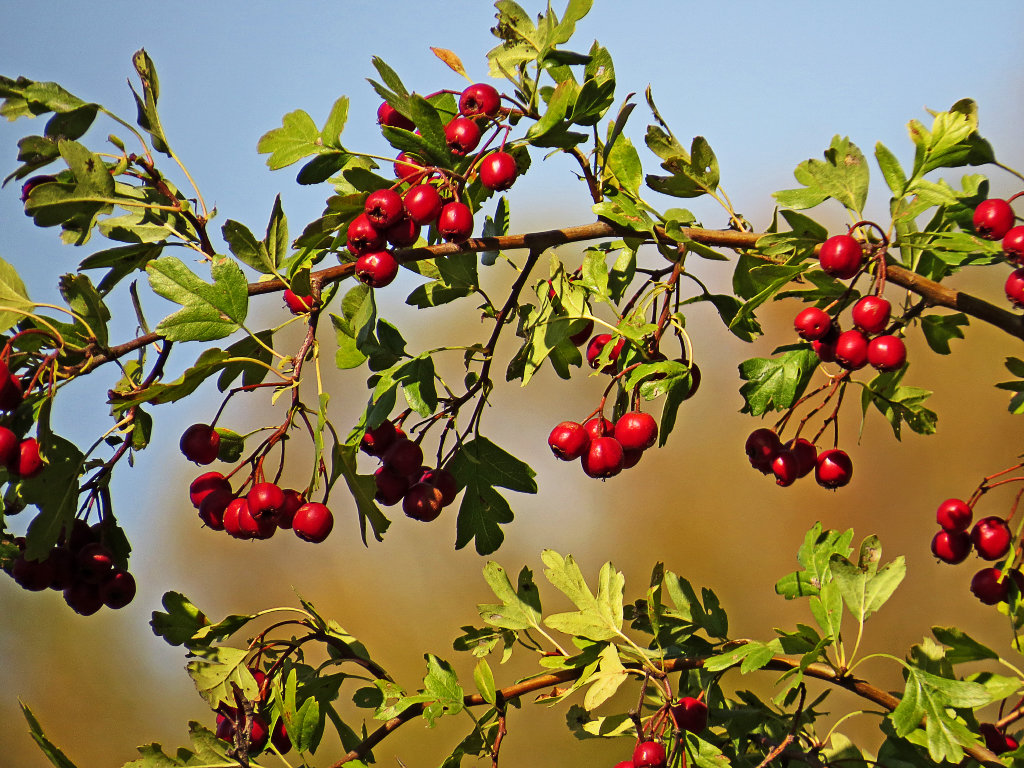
[936,498,972,532]
[971,516,1012,561]
[444,116,482,155]
[867,334,907,372]
[582,436,625,479]
[180,424,220,465]
[632,740,667,768]
[793,307,832,341]
[403,184,444,225]
[364,188,405,228]
[437,202,474,242]
[931,530,971,564]
[293,502,334,543]
[614,412,658,452]
[355,250,400,288]
[1004,226,1024,264]
[283,289,315,314]
[459,83,501,117]
[973,198,1015,240]
[377,102,414,131]
[834,329,869,370]
[818,234,863,279]
[815,449,853,489]
[548,421,590,461]
[479,151,517,190]
[669,696,709,733]
[851,295,891,335]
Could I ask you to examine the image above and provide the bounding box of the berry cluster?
[214,667,291,756]
[610,697,707,768]
[353,83,520,289]
[363,420,458,521]
[0,360,42,480]
[548,411,658,479]
[744,427,852,489]
[972,195,1024,308]
[3,519,135,615]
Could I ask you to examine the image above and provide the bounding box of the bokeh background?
[2,1,1024,766]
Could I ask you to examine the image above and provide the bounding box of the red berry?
[100,568,136,609]
[403,184,444,225]
[669,696,708,733]
[971,516,1012,561]
[1006,268,1024,308]
[76,542,114,584]
[385,216,420,247]
[283,289,315,314]
[247,482,285,519]
[365,188,405,228]
[293,502,334,543]
[189,472,231,508]
[569,319,595,346]
[479,151,517,191]
[247,714,270,753]
[0,362,23,411]
[20,174,57,203]
[223,498,252,540]
[815,449,853,489]
[12,556,54,591]
[812,328,839,363]
[238,500,276,540]
[867,335,907,371]
[584,417,614,441]
[851,295,891,335]
[198,489,231,531]
[793,307,832,341]
[818,234,863,279]
[63,581,103,616]
[973,198,1015,240]
[548,421,590,461]
[613,763,636,768]
[444,117,482,156]
[377,102,414,131]
[17,438,43,478]
[275,489,304,529]
[772,450,800,487]
[621,448,643,469]
[437,202,474,242]
[936,498,972,532]
[931,530,971,564]
[383,438,423,477]
[271,718,292,755]
[180,424,220,465]
[632,740,667,768]
[586,334,625,373]
[355,250,400,288]
[403,482,444,522]
[1004,226,1024,264]
[745,428,782,474]
[0,425,18,471]
[374,466,410,506]
[361,422,400,456]
[459,83,501,117]
[582,437,624,479]
[614,412,658,452]
[971,567,1010,605]
[394,152,425,182]
[420,468,458,507]
[789,438,817,478]
[347,213,385,255]
[981,723,1019,755]
[834,329,869,370]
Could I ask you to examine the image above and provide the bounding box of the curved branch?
[329,652,1003,768]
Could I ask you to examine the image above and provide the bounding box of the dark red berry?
[815,449,853,489]
[76,543,114,584]
[931,530,971,564]
[632,740,667,768]
[581,437,625,479]
[12,556,54,591]
[669,696,708,733]
[403,184,444,225]
[377,102,415,131]
[100,568,136,609]
[789,438,817,478]
[190,472,231,508]
[198,489,230,531]
[479,151,517,191]
[981,723,1018,755]
[548,421,590,461]
[437,201,473,242]
[355,250,400,288]
[180,424,220,465]
[851,295,891,335]
[936,498,972,532]
[403,482,444,522]
[818,234,863,279]
[375,467,410,506]
[745,428,782,473]
[614,412,658,452]
[569,318,595,346]
[383,438,423,477]
[793,307,832,341]
[238,501,276,540]
[271,718,292,755]
[444,117,482,155]
[834,329,869,370]
[276,489,304,529]
[812,329,839,363]
[0,425,18,471]
[20,174,57,203]
[365,188,405,228]
[973,198,1015,240]
[385,216,420,247]
[867,335,907,371]
[346,213,385,255]
[772,450,800,487]
[64,581,103,616]
[1004,226,1024,264]
[293,502,333,542]
[420,468,458,507]
[0,362,23,411]
[971,516,1012,561]
[459,83,501,117]
[361,422,400,456]
[971,567,1010,605]
[621,448,643,469]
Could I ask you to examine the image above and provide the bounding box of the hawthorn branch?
[328,651,1003,768]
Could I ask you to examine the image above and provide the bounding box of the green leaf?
[875,142,907,196]
[124,722,233,768]
[478,562,544,632]
[860,370,937,439]
[146,256,248,341]
[334,443,390,545]
[664,572,729,638]
[150,591,210,647]
[222,219,272,274]
[473,659,497,705]
[454,483,515,556]
[828,543,905,623]
[109,348,231,409]
[422,654,464,725]
[931,626,999,664]
[186,646,259,709]
[645,133,719,198]
[908,100,993,178]
[920,314,968,354]
[774,135,869,215]
[22,435,85,560]
[258,98,349,170]
[0,257,33,332]
[583,644,628,710]
[21,702,79,768]
[738,345,819,416]
[129,49,171,155]
[542,553,624,643]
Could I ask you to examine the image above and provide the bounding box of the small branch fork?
[327,650,1003,768]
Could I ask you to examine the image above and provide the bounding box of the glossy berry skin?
[586,334,625,373]
[377,102,415,131]
[403,483,444,522]
[818,234,863,279]
[238,501,276,540]
[76,543,114,584]
[101,569,137,609]
[385,216,420,247]
[420,468,458,507]
[789,438,817,478]
[479,151,517,190]
[867,335,907,372]
[745,428,782,473]
[293,502,333,542]
[931,530,971,564]
[548,421,590,461]
[276,489,304,529]
[271,719,292,755]
[438,202,474,242]
[180,424,220,465]
[284,289,315,314]
[834,329,869,370]
[973,198,1015,240]
[1006,268,1024,308]
[936,498,972,532]
[613,763,636,768]
[772,450,799,487]
[971,516,1012,561]
[971,567,1009,605]
[198,489,230,530]
[444,117,482,155]
[355,250,400,288]
[632,740,668,768]
[1004,226,1024,264]
[669,696,709,733]
[64,582,103,616]
[582,437,624,479]
[793,307,832,341]
[365,188,405,229]
[584,417,614,441]
[188,472,230,507]
[815,449,853,489]
[812,328,839,363]
[459,83,501,117]
[0,426,18,471]
[851,295,891,335]
[223,498,251,539]
[346,213,386,255]
[17,438,43,478]
[614,412,658,452]
[393,152,424,182]
[247,482,285,519]
[403,184,444,225]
